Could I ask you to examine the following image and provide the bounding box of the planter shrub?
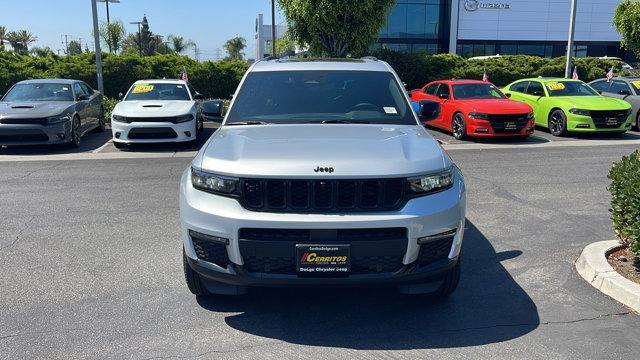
[608,150,640,256]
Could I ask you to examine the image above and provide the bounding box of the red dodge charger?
[410,80,535,140]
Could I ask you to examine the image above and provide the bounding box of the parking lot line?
[92,140,113,154]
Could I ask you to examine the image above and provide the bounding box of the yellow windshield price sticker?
[632,80,640,90]
[546,82,566,91]
[132,84,154,93]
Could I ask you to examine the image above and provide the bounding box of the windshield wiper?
[225,121,272,126]
[306,120,370,124]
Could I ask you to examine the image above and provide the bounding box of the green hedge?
[372,49,626,88]
[0,51,249,99]
[609,151,640,257]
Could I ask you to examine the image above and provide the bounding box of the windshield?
[225,70,416,125]
[2,83,74,102]
[452,83,505,100]
[124,83,191,101]
[545,81,598,97]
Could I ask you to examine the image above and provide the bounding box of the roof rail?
[262,55,278,61]
[361,56,378,61]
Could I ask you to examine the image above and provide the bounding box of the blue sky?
[2,0,285,60]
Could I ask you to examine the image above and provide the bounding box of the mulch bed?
[607,246,640,285]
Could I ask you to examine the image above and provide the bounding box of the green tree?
[167,34,195,54]
[277,0,395,57]
[613,0,640,57]
[0,26,6,51]
[99,20,126,54]
[224,36,246,60]
[67,40,82,55]
[275,31,296,55]
[6,30,37,55]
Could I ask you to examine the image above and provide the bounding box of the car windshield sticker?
[631,80,640,91]
[132,84,154,93]
[62,87,69,91]
[383,107,398,114]
[177,85,183,88]
[546,82,566,91]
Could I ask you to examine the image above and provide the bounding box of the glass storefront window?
[387,4,407,38]
[406,4,426,38]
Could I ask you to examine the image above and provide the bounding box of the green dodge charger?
[503,78,632,136]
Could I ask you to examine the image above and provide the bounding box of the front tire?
[432,260,461,299]
[635,111,640,132]
[452,113,467,140]
[548,109,568,137]
[113,141,127,150]
[68,116,81,148]
[183,249,211,297]
[95,107,106,133]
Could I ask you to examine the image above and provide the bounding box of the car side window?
[73,83,86,100]
[590,80,610,93]
[510,81,529,93]
[526,82,545,96]
[436,83,450,98]
[609,81,632,95]
[424,83,439,95]
[80,83,94,96]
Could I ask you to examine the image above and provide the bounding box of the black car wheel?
[183,248,211,297]
[635,111,640,132]
[548,109,568,137]
[452,113,467,140]
[95,107,106,133]
[69,116,81,148]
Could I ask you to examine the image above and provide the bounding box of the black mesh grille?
[0,130,49,142]
[0,118,48,125]
[590,110,629,129]
[239,228,407,242]
[239,178,405,213]
[191,237,230,268]
[128,127,178,139]
[119,116,185,124]
[488,114,529,133]
[417,236,454,267]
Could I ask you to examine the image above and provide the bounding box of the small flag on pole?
[181,66,188,82]
[606,66,614,82]
[572,66,579,80]
[482,68,488,82]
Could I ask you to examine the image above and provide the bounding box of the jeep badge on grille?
[314,166,335,173]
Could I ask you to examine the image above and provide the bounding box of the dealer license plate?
[296,244,350,274]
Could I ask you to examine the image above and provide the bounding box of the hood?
[553,96,631,110]
[197,124,449,178]
[113,100,195,117]
[458,99,532,114]
[0,101,73,118]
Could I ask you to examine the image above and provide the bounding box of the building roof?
[251,58,392,72]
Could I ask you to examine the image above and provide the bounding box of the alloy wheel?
[549,111,566,136]
[452,115,466,140]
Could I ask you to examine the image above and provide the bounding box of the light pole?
[564,0,578,78]
[91,0,104,95]
[271,0,276,57]
[97,0,120,25]
[130,20,143,56]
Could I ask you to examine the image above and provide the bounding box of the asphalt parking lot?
[1,126,640,359]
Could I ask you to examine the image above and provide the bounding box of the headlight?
[468,112,490,120]
[569,108,590,116]
[527,111,534,120]
[175,114,195,123]
[191,167,238,194]
[47,114,71,124]
[407,168,454,194]
[112,114,127,123]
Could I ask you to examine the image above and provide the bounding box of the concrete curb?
[576,240,640,313]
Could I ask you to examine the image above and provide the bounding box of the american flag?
[572,66,579,80]
[181,66,188,82]
[482,68,488,82]
[606,66,614,82]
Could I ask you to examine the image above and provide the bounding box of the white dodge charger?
[111,79,204,148]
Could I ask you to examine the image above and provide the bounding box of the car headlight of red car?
[527,112,534,120]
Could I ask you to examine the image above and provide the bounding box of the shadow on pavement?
[110,125,218,153]
[197,221,539,350]
[533,126,640,141]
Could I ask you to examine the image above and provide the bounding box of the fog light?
[475,128,488,133]
[576,124,590,129]
[188,230,229,245]
[115,132,121,139]
[185,131,192,137]
[56,133,65,139]
[417,229,457,245]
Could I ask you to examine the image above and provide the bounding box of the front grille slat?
[590,110,628,129]
[487,113,529,133]
[240,178,405,213]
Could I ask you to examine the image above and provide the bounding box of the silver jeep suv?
[180,58,466,297]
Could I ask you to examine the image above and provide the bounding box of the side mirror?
[505,93,512,98]
[77,94,89,101]
[194,92,205,100]
[418,100,440,122]
[438,93,450,100]
[118,92,124,100]
[202,99,224,120]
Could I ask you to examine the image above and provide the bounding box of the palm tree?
[168,34,195,54]
[7,30,37,54]
[224,36,246,60]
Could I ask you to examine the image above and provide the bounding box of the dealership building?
[377,0,632,60]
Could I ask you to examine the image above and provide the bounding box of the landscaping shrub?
[102,96,119,123]
[608,150,640,256]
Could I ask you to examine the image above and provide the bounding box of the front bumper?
[180,168,466,287]
[566,114,632,133]
[0,122,71,146]
[111,119,196,143]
